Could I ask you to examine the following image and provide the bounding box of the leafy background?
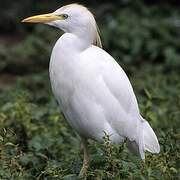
[0,0,179,179]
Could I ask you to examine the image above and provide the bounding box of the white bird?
[22,4,160,177]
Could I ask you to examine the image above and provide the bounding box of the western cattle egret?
[22,4,160,177]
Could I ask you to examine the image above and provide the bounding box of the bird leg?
[79,137,90,178]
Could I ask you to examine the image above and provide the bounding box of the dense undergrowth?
[0,64,179,179]
[0,1,180,179]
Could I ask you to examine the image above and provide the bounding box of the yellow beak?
[21,13,63,23]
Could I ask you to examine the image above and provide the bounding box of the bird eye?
[61,14,69,19]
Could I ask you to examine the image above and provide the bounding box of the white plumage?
[22,3,160,176]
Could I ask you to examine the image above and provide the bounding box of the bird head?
[22,4,102,47]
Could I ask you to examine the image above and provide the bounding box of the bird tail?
[127,117,160,160]
[138,117,160,159]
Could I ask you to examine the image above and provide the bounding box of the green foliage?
[0,1,180,179]
[1,1,180,73]
[0,26,60,73]
[101,1,180,70]
[0,64,179,179]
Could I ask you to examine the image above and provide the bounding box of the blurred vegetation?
[0,0,180,179]
[1,1,180,73]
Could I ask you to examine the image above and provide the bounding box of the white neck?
[62,32,93,52]
[74,30,93,50]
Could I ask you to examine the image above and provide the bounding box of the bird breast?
[49,36,123,142]
[49,33,139,143]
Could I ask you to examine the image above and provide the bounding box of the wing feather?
[82,46,141,140]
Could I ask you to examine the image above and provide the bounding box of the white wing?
[80,46,141,141]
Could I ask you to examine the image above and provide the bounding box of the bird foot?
[78,162,89,179]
